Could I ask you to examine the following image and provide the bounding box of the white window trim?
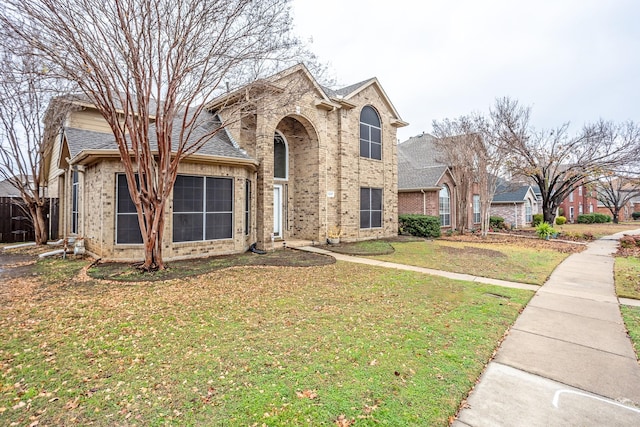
[274,131,289,181]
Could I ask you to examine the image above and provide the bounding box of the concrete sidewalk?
[454,230,640,426]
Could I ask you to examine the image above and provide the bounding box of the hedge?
[577,213,612,224]
[399,214,441,238]
[632,212,640,220]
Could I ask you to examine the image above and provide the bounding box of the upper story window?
[274,132,288,179]
[359,105,381,160]
[578,186,583,197]
[569,191,574,202]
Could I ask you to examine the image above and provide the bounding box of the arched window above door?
[274,132,288,179]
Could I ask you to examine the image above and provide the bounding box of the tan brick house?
[45,64,407,261]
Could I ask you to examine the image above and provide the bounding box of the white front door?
[273,184,282,237]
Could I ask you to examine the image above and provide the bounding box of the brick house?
[44,64,407,261]
[490,183,538,228]
[397,133,471,230]
[557,181,599,223]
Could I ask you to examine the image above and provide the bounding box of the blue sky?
[291,0,640,142]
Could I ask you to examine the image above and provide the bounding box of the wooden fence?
[0,197,59,243]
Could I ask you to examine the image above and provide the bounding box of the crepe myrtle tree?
[1,0,319,270]
[432,115,506,237]
[0,37,76,245]
[489,97,640,224]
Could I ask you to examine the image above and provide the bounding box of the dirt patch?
[88,248,335,282]
[441,234,585,254]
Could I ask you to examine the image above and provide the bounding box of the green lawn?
[369,240,571,285]
[621,305,640,361]
[555,222,640,239]
[0,257,533,426]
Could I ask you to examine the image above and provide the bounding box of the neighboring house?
[558,181,598,222]
[490,183,538,228]
[397,133,460,229]
[44,64,408,261]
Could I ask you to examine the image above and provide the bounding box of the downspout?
[421,189,426,215]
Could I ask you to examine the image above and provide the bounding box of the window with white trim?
[439,185,451,227]
[569,191,574,202]
[360,187,382,228]
[116,174,143,244]
[359,106,382,160]
[473,194,481,224]
[173,175,233,242]
[71,169,79,234]
[525,200,532,223]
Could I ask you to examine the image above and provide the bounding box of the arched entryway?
[272,115,320,241]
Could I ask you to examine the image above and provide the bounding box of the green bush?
[555,216,567,225]
[398,214,441,238]
[535,222,557,239]
[489,216,505,230]
[633,211,640,220]
[578,213,612,224]
[532,213,544,226]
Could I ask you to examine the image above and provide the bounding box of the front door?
[273,184,282,237]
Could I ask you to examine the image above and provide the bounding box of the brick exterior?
[49,66,405,260]
[558,183,598,223]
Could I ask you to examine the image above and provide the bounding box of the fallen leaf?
[295,389,318,399]
[335,414,354,426]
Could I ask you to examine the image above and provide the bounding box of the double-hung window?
[360,187,382,229]
[525,200,532,223]
[439,185,451,227]
[473,194,481,224]
[173,175,233,242]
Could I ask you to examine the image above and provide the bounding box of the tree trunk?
[28,203,48,245]
[612,212,619,224]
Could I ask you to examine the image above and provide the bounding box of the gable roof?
[0,178,21,197]
[397,133,452,190]
[492,183,535,203]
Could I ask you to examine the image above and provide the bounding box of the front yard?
[368,236,579,285]
[0,255,532,426]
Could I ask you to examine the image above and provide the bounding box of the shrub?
[532,213,544,226]
[558,207,564,216]
[577,214,595,224]
[632,211,640,220]
[398,214,441,238]
[555,216,567,225]
[594,213,611,223]
[489,216,505,230]
[535,222,557,239]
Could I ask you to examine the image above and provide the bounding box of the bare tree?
[432,115,506,236]
[490,97,640,224]
[590,173,640,223]
[0,37,74,244]
[2,0,311,270]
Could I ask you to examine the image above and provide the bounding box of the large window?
[525,200,532,223]
[473,194,481,224]
[359,106,382,160]
[360,187,382,229]
[71,169,79,234]
[439,185,451,227]
[116,174,143,244]
[274,132,288,179]
[173,175,233,242]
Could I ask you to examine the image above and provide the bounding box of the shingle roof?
[64,110,252,162]
[321,78,375,98]
[0,179,21,197]
[492,183,532,203]
[397,133,449,189]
